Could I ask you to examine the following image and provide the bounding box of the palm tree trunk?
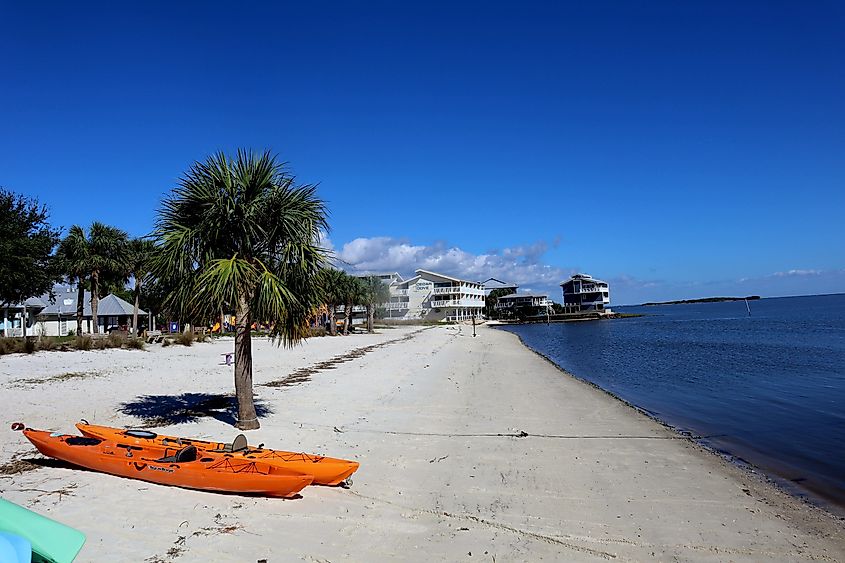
[76,280,84,335]
[91,269,100,334]
[234,292,259,430]
[366,304,374,333]
[328,303,337,336]
[343,300,352,335]
[132,278,141,336]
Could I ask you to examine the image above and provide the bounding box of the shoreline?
[497,325,845,519]
[2,325,843,560]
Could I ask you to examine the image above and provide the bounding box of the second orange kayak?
[77,422,359,486]
[17,426,313,498]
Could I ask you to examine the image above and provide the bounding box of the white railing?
[433,285,485,296]
[431,298,484,308]
[432,287,457,295]
[394,289,408,296]
[385,302,409,310]
[571,285,608,294]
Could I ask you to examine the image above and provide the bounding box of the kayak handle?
[10,422,25,431]
[80,418,90,425]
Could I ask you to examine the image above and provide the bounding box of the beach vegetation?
[485,287,516,319]
[318,268,347,336]
[152,149,329,430]
[75,335,93,350]
[175,331,195,346]
[124,337,145,350]
[360,276,391,333]
[0,189,61,310]
[341,275,366,335]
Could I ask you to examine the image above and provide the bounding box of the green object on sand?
[0,498,85,562]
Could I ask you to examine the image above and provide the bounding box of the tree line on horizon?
[0,149,390,430]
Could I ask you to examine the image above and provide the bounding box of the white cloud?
[334,236,576,294]
[772,269,822,277]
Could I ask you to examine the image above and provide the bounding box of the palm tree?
[152,149,329,430]
[56,225,90,333]
[128,238,156,335]
[341,275,366,335]
[319,268,346,336]
[86,223,129,333]
[55,223,128,334]
[361,276,391,333]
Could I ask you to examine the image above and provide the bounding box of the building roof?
[560,273,608,286]
[353,271,404,283]
[415,269,481,285]
[40,291,145,317]
[482,278,518,291]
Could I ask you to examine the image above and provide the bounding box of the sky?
[2,1,843,305]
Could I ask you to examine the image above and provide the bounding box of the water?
[500,294,845,513]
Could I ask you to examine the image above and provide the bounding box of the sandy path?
[1,325,843,561]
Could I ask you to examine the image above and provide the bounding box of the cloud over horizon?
[328,236,576,294]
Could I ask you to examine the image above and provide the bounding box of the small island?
[642,296,761,306]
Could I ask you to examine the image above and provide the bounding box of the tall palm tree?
[86,223,129,333]
[152,150,329,430]
[128,238,156,335]
[56,225,90,333]
[361,276,391,333]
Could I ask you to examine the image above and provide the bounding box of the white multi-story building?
[385,269,485,322]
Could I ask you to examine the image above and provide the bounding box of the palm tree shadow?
[118,393,272,428]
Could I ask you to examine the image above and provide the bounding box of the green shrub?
[124,337,145,350]
[175,331,195,346]
[23,338,36,354]
[67,328,76,336]
[75,335,93,350]
[37,338,57,351]
[93,338,109,350]
[308,327,327,337]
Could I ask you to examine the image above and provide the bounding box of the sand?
[1,324,843,561]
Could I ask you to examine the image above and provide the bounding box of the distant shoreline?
[641,295,761,306]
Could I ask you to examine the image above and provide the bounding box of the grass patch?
[175,331,195,346]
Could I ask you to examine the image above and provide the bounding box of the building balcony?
[393,289,408,296]
[432,286,485,296]
[384,302,409,310]
[430,298,484,308]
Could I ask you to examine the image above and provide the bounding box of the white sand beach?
[1,325,843,561]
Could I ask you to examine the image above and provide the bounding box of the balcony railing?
[430,299,483,308]
[384,302,409,310]
[432,286,484,296]
[394,289,408,296]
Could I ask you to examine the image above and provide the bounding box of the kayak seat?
[231,434,248,453]
[211,434,248,453]
[157,445,198,463]
[66,437,103,446]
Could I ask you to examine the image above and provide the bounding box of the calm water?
[501,294,845,512]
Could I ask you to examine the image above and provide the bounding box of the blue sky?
[2,1,843,304]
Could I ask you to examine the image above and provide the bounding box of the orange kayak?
[76,422,359,486]
[16,426,313,498]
